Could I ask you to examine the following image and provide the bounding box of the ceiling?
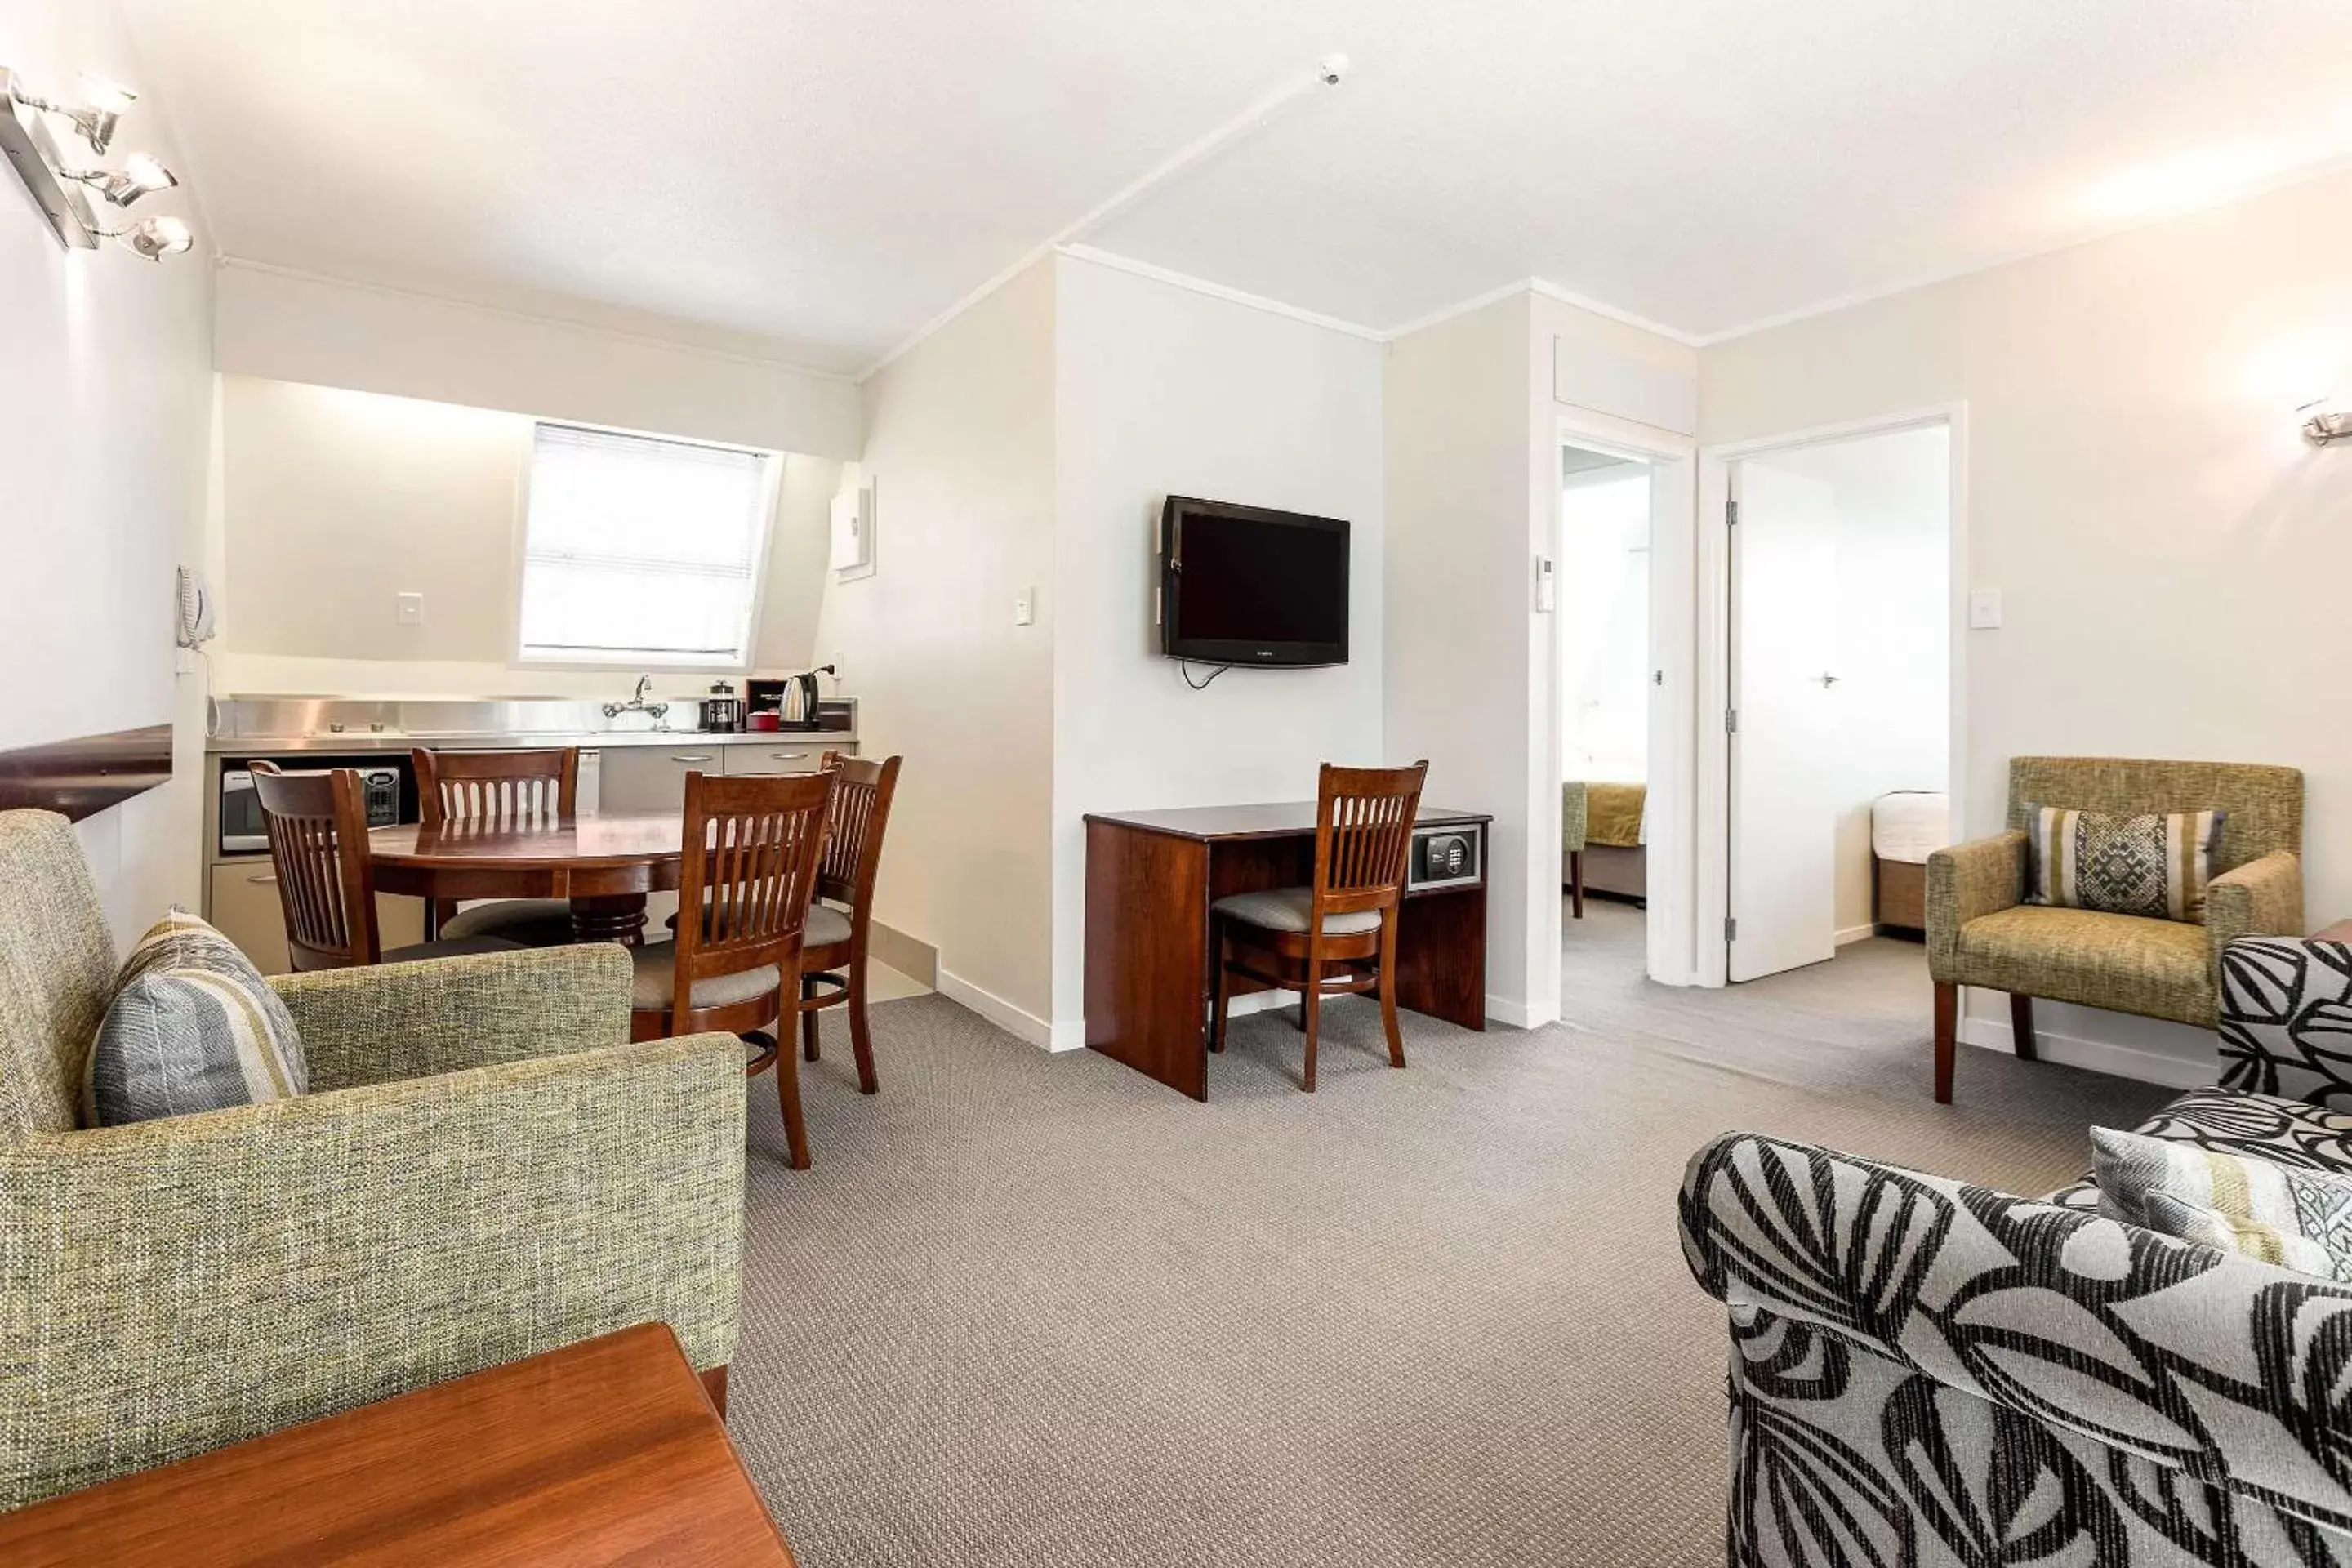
[114,0,2352,375]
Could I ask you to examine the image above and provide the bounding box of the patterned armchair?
[1682,935,2352,1566]
[0,810,747,1509]
[1927,758,2303,1102]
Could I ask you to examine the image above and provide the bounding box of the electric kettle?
[780,670,822,726]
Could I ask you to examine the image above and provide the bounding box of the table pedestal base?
[572,894,649,946]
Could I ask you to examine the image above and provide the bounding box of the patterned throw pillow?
[2091,1125,2352,1280]
[82,911,308,1127]
[2025,803,2225,923]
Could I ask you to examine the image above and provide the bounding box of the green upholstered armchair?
[1926,758,2303,1102]
[0,810,747,1509]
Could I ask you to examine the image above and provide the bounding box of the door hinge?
[1725,916,1738,942]
[1724,707,1738,733]
[1726,498,1739,526]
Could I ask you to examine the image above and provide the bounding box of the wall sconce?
[2300,398,2352,447]
[0,65,189,258]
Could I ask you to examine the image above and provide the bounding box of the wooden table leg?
[571,893,649,946]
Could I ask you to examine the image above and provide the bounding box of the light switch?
[1967,589,2002,630]
[1013,588,1035,626]
[396,591,425,627]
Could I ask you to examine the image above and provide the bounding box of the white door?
[1728,461,1840,981]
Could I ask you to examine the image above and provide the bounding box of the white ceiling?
[113,0,2352,374]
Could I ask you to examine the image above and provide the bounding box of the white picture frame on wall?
[831,478,876,581]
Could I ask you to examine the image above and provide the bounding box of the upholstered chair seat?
[1212,887,1382,936]
[628,942,782,1011]
[438,898,573,946]
[1952,905,2213,1017]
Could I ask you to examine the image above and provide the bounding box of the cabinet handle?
[248,872,278,885]
[670,754,715,763]
[771,751,810,760]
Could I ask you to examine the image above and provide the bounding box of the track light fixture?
[1,65,191,260]
[104,215,192,261]
[62,151,177,207]
[13,74,136,155]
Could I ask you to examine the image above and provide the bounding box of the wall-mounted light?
[104,215,192,261]
[61,151,176,207]
[2301,398,2352,447]
[0,65,191,260]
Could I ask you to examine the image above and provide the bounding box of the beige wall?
[2,0,215,945]
[813,258,1058,1030]
[1703,168,2352,1084]
[215,376,839,697]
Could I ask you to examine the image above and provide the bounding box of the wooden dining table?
[368,811,686,945]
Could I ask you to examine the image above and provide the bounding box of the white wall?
[1559,463,1650,782]
[1703,167,2352,1085]
[1387,290,1698,1022]
[212,376,839,699]
[811,258,1058,1029]
[2,0,215,945]
[215,261,861,461]
[1049,253,1387,1035]
[1753,426,1949,936]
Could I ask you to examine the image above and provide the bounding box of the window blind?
[516,422,773,666]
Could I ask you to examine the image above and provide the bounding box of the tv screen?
[1160,496,1349,667]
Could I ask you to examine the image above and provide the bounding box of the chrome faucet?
[601,675,671,728]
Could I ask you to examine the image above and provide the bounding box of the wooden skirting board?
[0,723,172,821]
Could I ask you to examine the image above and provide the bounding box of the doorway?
[1560,442,1655,975]
[1721,419,1956,982]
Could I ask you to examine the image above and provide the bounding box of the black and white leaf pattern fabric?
[1684,1132,2352,1565]
[2223,939,2352,1108]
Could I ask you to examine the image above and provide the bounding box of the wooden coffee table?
[0,1324,795,1566]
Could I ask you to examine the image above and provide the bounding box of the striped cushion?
[82,911,308,1126]
[2092,1125,2352,1280]
[2024,802,2225,924]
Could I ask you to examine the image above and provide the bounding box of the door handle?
[1819,673,1841,688]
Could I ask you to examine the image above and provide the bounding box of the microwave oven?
[219,759,408,854]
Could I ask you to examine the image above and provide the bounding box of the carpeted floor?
[727,899,2176,1566]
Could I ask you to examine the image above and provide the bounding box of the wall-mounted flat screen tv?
[1160,495,1349,668]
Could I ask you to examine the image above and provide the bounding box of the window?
[515,422,776,668]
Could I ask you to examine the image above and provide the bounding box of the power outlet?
[1967,589,2003,630]
[395,591,425,627]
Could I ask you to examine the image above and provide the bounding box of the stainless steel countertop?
[204,729,853,755]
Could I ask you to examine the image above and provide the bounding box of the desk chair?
[797,752,902,1096]
[1209,760,1429,1091]
[629,769,835,1169]
[249,762,524,972]
[412,746,580,946]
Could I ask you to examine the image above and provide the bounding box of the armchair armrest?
[2207,850,2305,959]
[0,1029,744,1509]
[1926,830,2025,980]
[1681,1131,2352,1537]
[1561,782,1588,854]
[270,944,633,1090]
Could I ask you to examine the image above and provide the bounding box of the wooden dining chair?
[249,761,528,973]
[412,747,580,946]
[795,752,902,1095]
[629,769,835,1169]
[1208,760,1429,1092]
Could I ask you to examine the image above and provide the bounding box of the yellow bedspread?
[1585,782,1646,848]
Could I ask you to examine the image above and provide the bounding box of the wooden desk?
[0,1325,795,1567]
[1085,803,1490,1100]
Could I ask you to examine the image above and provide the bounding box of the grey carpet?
[728,899,2177,1566]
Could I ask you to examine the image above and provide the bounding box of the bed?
[1563,780,1646,915]
[1870,789,1949,935]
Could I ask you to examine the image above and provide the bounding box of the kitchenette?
[204,680,857,973]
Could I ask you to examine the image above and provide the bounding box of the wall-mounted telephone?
[176,566,216,649]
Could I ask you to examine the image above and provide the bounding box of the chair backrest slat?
[1312,760,1428,921]
[251,762,379,971]
[672,770,835,1031]
[815,753,902,914]
[414,747,579,831]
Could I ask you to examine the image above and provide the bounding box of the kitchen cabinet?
[592,745,729,814]
[208,861,425,976]
[724,740,853,776]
